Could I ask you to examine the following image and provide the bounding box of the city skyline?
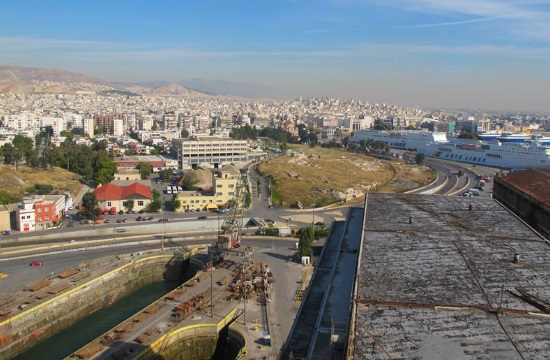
[2,0,550,112]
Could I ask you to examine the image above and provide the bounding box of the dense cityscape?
[2,0,550,358]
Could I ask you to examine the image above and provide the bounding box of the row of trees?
[0,133,159,186]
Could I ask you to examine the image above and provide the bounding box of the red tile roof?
[498,170,550,205]
[121,182,152,199]
[94,182,152,201]
[94,183,122,201]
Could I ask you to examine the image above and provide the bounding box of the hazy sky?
[2,0,550,112]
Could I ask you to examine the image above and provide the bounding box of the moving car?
[198,216,207,220]
[30,261,43,267]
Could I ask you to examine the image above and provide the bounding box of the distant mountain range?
[0,65,284,99]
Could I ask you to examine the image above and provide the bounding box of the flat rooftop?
[353,193,550,359]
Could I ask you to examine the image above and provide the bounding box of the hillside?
[0,164,84,203]
[0,65,108,94]
[258,146,435,208]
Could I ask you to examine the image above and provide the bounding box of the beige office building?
[171,137,248,170]
[176,166,239,212]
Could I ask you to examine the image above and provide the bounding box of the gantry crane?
[209,169,253,260]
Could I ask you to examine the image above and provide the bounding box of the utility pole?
[345,168,349,202]
[161,200,165,251]
[312,191,316,227]
[210,252,213,318]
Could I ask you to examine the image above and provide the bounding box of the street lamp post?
[312,191,316,227]
[161,200,165,251]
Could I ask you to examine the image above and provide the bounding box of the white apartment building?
[83,118,94,138]
[40,115,65,135]
[112,118,125,137]
[171,137,249,170]
[3,112,40,132]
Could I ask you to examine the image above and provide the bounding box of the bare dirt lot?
[258,146,435,208]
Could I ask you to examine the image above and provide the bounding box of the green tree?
[182,172,199,191]
[415,153,425,165]
[137,162,153,180]
[27,183,54,195]
[0,190,20,205]
[180,129,190,138]
[148,189,162,212]
[297,227,314,257]
[342,136,350,148]
[94,125,106,135]
[157,168,173,183]
[244,191,252,208]
[126,199,135,213]
[95,161,117,185]
[81,192,100,220]
[171,194,181,211]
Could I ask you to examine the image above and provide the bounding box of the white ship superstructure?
[351,130,447,150]
[417,139,550,170]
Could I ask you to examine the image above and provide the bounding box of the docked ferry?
[351,130,448,151]
[417,139,550,170]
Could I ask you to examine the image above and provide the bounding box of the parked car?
[144,216,154,221]
[158,218,169,222]
[116,219,123,223]
[104,219,110,224]
[136,216,143,221]
[30,261,43,267]
[198,216,207,220]
[97,216,105,221]
[315,221,325,226]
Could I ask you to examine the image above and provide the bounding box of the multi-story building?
[176,165,240,211]
[83,118,95,138]
[16,195,66,232]
[162,113,178,130]
[94,113,126,135]
[112,118,124,137]
[171,137,249,170]
[114,167,140,181]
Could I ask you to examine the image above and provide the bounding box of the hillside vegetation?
[0,164,84,204]
[258,145,434,208]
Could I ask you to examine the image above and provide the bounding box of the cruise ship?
[417,139,550,170]
[351,130,448,150]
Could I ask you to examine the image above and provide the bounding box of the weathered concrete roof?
[353,193,550,360]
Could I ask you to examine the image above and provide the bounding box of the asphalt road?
[0,238,298,298]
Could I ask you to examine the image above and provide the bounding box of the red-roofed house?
[94,182,152,213]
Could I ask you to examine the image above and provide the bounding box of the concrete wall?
[493,177,550,238]
[0,254,196,359]
[135,308,244,360]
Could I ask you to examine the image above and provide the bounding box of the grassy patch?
[0,164,84,202]
[258,145,435,208]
